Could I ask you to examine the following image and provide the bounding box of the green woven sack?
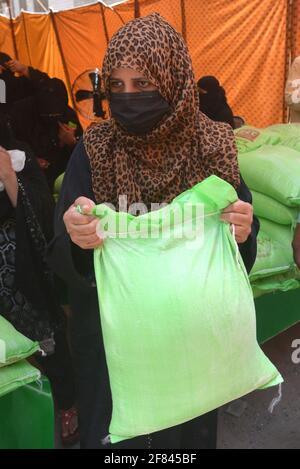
[92,175,282,443]
[251,191,298,226]
[252,269,300,299]
[239,145,300,207]
[267,124,300,153]
[267,123,300,140]
[0,316,39,368]
[53,173,65,203]
[250,218,295,281]
[234,126,281,154]
[0,360,41,398]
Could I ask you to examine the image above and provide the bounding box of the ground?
[218,322,300,449]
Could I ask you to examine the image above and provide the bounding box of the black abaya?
[47,140,259,449]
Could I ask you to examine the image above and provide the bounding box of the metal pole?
[6,0,19,60]
[49,9,77,112]
[180,0,187,42]
[99,1,109,46]
[21,11,32,66]
[285,0,294,122]
[134,0,140,19]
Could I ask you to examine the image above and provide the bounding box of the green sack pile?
[239,145,300,207]
[251,219,295,279]
[0,316,40,397]
[93,175,282,443]
[268,124,300,153]
[0,360,41,398]
[234,126,281,154]
[53,173,65,203]
[235,124,300,297]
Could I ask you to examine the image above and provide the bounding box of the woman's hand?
[6,60,29,77]
[0,146,18,207]
[63,197,103,250]
[221,200,253,244]
[0,146,15,182]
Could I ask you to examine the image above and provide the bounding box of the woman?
[10,78,82,191]
[48,13,258,449]
[197,75,235,128]
[0,118,78,446]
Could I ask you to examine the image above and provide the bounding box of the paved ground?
[218,322,300,449]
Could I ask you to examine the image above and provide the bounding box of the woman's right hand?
[63,197,103,250]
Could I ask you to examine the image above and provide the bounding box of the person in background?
[0,117,79,446]
[10,77,82,190]
[285,56,300,123]
[292,213,300,268]
[0,53,51,115]
[197,75,235,128]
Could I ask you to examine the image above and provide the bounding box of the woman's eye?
[137,80,150,88]
[110,80,123,89]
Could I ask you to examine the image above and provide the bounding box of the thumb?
[74,196,95,215]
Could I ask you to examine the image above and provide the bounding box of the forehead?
[110,67,146,79]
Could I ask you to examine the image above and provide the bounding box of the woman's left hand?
[0,146,15,182]
[220,200,253,244]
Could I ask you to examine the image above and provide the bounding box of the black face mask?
[109,91,171,136]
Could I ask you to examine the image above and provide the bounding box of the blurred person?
[285,56,300,123]
[0,116,79,446]
[292,213,300,268]
[197,75,235,128]
[10,77,82,190]
[0,53,51,115]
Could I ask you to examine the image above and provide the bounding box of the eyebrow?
[109,76,148,81]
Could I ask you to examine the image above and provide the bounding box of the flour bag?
[92,175,282,443]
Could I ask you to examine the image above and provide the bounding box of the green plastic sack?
[92,175,282,443]
[251,191,298,226]
[0,316,40,368]
[250,218,295,281]
[239,145,300,207]
[53,173,65,203]
[267,123,300,140]
[0,376,54,449]
[252,269,300,299]
[234,126,281,154]
[267,124,300,153]
[0,360,41,398]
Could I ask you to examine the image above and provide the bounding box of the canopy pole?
[134,0,140,19]
[285,0,294,123]
[180,0,187,42]
[99,2,109,46]
[21,12,32,66]
[6,0,19,60]
[49,9,77,112]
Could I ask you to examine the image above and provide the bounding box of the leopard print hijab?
[84,13,240,209]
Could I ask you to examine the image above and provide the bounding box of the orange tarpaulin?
[0,0,298,128]
[292,0,300,59]
[183,0,287,127]
[0,14,14,58]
